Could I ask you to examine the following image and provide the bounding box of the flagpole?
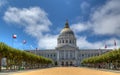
[23,42,25,50]
[114,40,116,50]
[114,40,115,50]
[12,34,14,48]
[35,48,37,54]
[105,44,107,50]
[114,45,116,50]
[23,42,24,50]
[12,34,17,48]
[22,40,26,50]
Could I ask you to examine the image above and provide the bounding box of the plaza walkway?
[2,67,120,75]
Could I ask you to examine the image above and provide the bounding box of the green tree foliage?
[0,42,53,71]
[81,49,120,69]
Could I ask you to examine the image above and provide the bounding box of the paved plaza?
[1,67,119,75]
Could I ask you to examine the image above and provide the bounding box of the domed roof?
[60,20,74,35]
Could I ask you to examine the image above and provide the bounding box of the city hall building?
[27,21,112,66]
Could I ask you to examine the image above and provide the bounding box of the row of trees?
[0,42,53,71]
[81,48,120,70]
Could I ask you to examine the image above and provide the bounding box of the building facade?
[28,21,112,66]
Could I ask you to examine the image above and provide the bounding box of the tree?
[0,42,53,71]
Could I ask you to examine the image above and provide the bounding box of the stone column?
[64,50,65,60]
[75,50,77,60]
[75,50,77,66]
[57,50,60,66]
[68,51,70,60]
[57,50,59,60]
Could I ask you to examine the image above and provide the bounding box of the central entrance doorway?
[66,62,68,66]
[70,61,73,66]
[61,61,74,66]
[61,61,64,66]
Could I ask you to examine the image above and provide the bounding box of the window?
[69,40,71,43]
[82,54,84,57]
[66,40,68,43]
[63,40,64,43]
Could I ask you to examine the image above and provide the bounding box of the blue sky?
[0,0,120,50]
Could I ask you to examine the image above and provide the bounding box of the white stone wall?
[27,49,112,66]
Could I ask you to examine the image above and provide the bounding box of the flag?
[13,34,17,38]
[23,40,26,44]
[105,44,107,49]
[114,40,116,46]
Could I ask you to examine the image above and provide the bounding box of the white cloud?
[3,0,120,49]
[77,36,120,49]
[38,34,58,49]
[71,0,120,49]
[3,7,57,49]
[73,0,120,36]
[71,22,90,33]
[4,7,51,31]
[91,0,120,35]
[77,36,103,49]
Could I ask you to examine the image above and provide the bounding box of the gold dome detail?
[60,20,73,34]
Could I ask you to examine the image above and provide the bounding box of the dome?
[60,28,74,34]
[57,20,77,48]
[60,20,74,35]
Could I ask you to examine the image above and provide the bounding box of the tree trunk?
[6,58,9,71]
